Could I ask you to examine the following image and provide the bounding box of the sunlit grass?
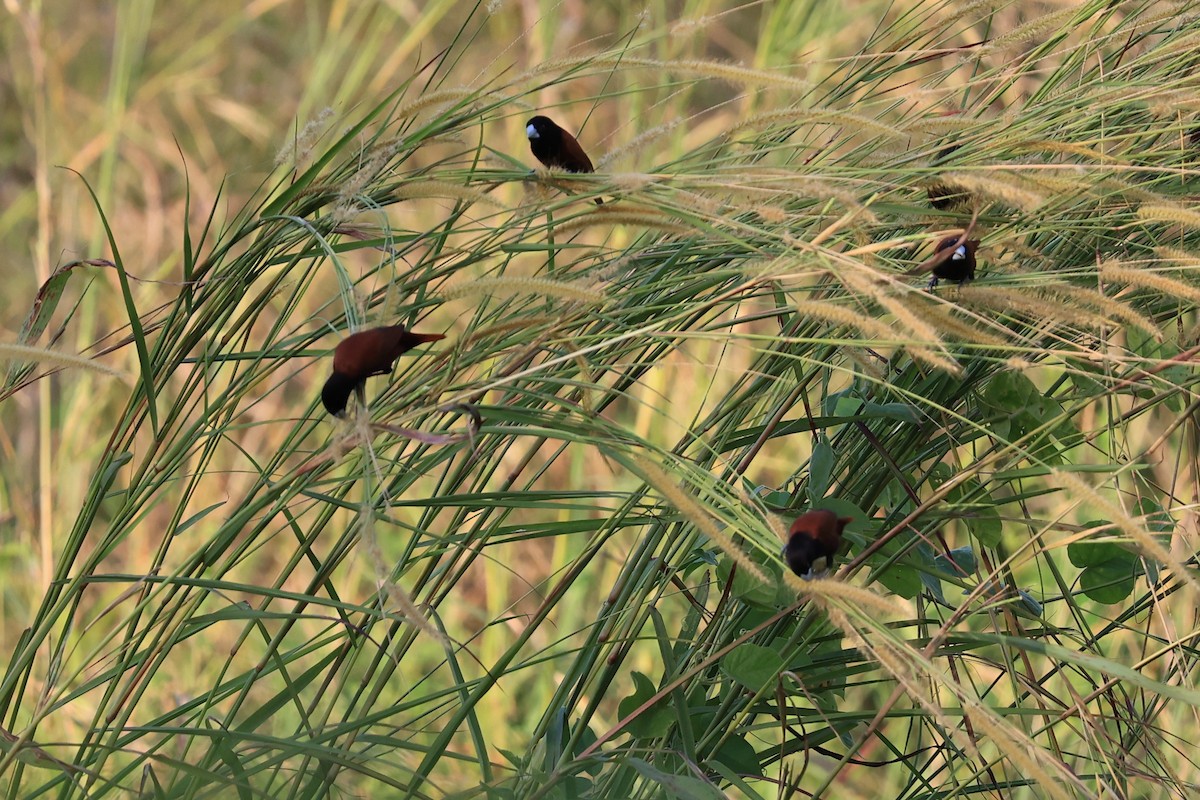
[0,0,1199,797]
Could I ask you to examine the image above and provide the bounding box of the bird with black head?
[783,510,852,579]
[925,235,978,291]
[526,115,601,203]
[321,325,444,417]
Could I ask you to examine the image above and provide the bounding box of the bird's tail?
[321,372,361,416]
[405,332,447,347]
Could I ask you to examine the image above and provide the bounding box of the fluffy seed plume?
[596,57,812,92]
[597,120,683,169]
[441,276,606,306]
[957,286,1118,335]
[1100,260,1200,307]
[394,88,475,122]
[1155,246,1200,268]
[1137,203,1200,230]
[784,575,905,615]
[935,171,1046,212]
[630,453,769,586]
[275,108,335,167]
[0,343,129,380]
[359,504,447,642]
[553,210,693,236]
[394,180,505,208]
[976,7,1081,56]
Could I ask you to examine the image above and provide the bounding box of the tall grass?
[2,0,1200,797]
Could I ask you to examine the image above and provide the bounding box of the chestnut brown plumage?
[783,510,852,578]
[526,115,601,203]
[321,325,444,417]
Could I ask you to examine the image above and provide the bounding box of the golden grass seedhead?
[441,276,606,306]
[630,453,769,586]
[595,57,812,92]
[935,171,1045,212]
[275,107,335,168]
[1137,203,1200,230]
[1101,259,1200,308]
[394,180,505,208]
[975,7,1081,56]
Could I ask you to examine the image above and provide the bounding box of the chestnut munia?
[321,325,444,416]
[783,510,852,578]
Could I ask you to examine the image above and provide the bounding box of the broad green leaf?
[807,439,836,502]
[618,673,672,739]
[721,643,784,690]
[712,734,763,778]
[1080,561,1135,604]
[626,758,727,800]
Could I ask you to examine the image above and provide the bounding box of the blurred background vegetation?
[2,0,1200,797]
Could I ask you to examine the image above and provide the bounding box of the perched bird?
[321,325,444,417]
[526,115,601,203]
[926,234,978,290]
[783,510,852,578]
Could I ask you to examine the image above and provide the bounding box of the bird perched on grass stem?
[321,325,444,417]
[924,235,978,290]
[526,115,602,204]
[907,208,980,291]
[783,510,852,578]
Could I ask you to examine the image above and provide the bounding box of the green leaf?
[969,506,1003,548]
[983,371,1033,410]
[747,480,792,509]
[867,534,922,598]
[935,546,977,577]
[1018,588,1044,616]
[626,758,727,800]
[860,400,924,423]
[716,557,782,608]
[807,439,836,502]
[1067,525,1134,568]
[872,564,923,599]
[1134,497,1174,534]
[945,476,1003,547]
[712,734,763,778]
[721,643,784,690]
[618,673,672,739]
[1080,561,1135,604]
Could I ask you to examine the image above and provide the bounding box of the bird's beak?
[526,124,539,139]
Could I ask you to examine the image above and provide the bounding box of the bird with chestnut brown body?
[783,510,852,578]
[321,325,444,417]
[526,115,602,204]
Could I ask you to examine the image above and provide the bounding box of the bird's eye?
[526,124,539,139]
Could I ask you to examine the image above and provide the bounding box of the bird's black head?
[321,371,361,417]
[527,116,570,169]
[783,534,823,578]
[526,116,563,145]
